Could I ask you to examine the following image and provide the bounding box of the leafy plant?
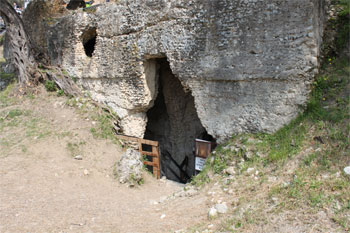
[44,80,57,92]
[57,89,64,96]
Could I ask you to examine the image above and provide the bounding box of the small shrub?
[57,89,64,96]
[44,80,57,92]
[8,109,23,118]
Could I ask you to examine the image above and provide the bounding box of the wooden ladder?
[116,135,161,179]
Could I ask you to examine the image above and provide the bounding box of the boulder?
[115,149,143,186]
[22,0,327,143]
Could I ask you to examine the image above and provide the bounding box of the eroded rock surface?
[115,148,143,186]
[23,0,326,142]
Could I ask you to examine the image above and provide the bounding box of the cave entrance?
[144,58,214,183]
[81,28,97,57]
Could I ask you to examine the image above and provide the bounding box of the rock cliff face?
[23,0,326,180]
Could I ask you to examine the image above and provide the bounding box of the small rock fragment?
[185,189,198,197]
[334,172,341,178]
[174,230,184,233]
[83,169,89,175]
[215,203,228,214]
[230,146,239,152]
[315,148,322,152]
[160,214,166,219]
[74,155,83,160]
[150,200,158,205]
[245,151,254,160]
[208,207,218,220]
[159,196,167,203]
[225,166,236,176]
[246,167,255,174]
[282,181,290,188]
[344,166,350,175]
[271,197,279,204]
[268,176,277,182]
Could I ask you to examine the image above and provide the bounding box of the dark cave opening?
[82,28,97,57]
[144,58,214,183]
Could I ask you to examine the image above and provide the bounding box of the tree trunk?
[0,0,80,96]
[0,0,39,86]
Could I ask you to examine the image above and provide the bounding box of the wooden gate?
[116,135,160,179]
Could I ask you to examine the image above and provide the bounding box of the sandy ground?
[0,89,209,233]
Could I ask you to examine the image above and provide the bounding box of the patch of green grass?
[0,72,15,81]
[20,144,28,153]
[56,131,74,139]
[191,163,211,186]
[66,142,80,157]
[218,202,268,233]
[65,95,120,144]
[44,80,57,92]
[257,116,308,162]
[90,112,119,143]
[332,215,350,231]
[0,109,31,130]
[303,153,318,166]
[24,118,51,139]
[0,82,17,107]
[57,89,65,96]
[0,139,10,147]
[336,1,350,50]
[66,140,86,157]
[287,174,305,199]
[7,109,24,118]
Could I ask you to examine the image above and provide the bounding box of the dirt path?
[0,88,209,232]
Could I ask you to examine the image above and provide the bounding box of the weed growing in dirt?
[66,142,80,157]
[65,94,121,145]
[24,118,51,139]
[57,89,65,96]
[44,80,57,92]
[90,109,120,144]
[90,114,115,139]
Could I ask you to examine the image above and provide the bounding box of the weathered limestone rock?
[115,148,143,186]
[22,0,326,180]
[24,0,326,141]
